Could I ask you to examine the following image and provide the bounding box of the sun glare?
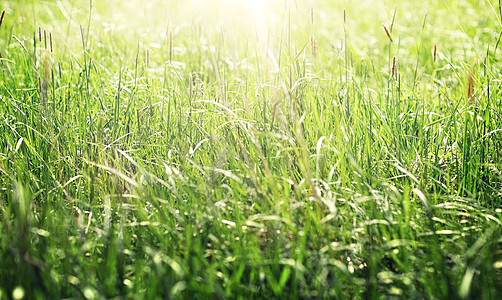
[100,0,280,40]
[238,0,267,13]
[184,0,276,39]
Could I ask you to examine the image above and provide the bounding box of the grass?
[0,0,501,298]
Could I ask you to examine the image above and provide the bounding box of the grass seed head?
[392,56,396,78]
[383,24,393,42]
[0,10,5,31]
[311,35,317,58]
[433,43,437,62]
[467,73,474,103]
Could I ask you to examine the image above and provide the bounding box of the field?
[0,0,501,298]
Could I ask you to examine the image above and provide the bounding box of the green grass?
[0,0,501,298]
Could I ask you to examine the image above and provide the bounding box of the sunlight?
[97,0,281,41]
[191,0,269,13]
[189,0,271,24]
[237,0,267,13]
[184,0,275,41]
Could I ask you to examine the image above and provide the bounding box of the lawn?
[0,0,501,298]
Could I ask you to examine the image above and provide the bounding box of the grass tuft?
[0,0,501,298]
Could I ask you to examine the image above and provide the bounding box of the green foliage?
[0,0,501,298]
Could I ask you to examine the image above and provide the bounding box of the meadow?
[0,0,501,298]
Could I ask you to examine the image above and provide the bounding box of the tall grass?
[0,0,501,298]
